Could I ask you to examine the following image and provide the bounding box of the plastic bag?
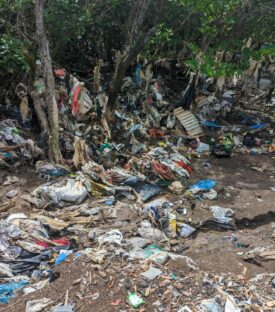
[203,189,218,200]
[210,206,235,218]
[200,299,222,312]
[160,159,190,178]
[168,181,184,195]
[38,178,88,206]
[35,161,69,177]
[0,263,14,278]
[54,250,73,266]
[26,298,53,312]
[18,219,49,239]
[129,244,169,264]
[201,217,236,230]
[69,77,93,117]
[137,220,166,241]
[0,220,21,238]
[135,64,141,86]
[189,179,217,194]
[196,142,210,153]
[139,183,161,202]
[0,280,28,304]
[127,293,144,308]
[179,223,196,238]
[71,84,81,116]
[98,230,123,247]
[78,88,93,116]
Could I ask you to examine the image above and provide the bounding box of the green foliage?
[188,0,241,36]
[185,44,275,79]
[184,42,238,78]
[45,0,91,45]
[0,0,33,13]
[155,24,173,44]
[0,0,274,80]
[245,46,275,59]
[185,54,237,79]
[144,0,252,62]
[166,0,242,41]
[0,34,28,73]
[145,24,174,58]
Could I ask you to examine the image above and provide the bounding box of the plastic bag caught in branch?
[69,76,93,117]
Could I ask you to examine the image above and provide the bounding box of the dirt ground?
[1,152,275,311]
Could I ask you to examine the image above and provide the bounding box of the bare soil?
[2,152,275,311]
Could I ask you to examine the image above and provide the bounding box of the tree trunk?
[35,0,63,163]
[107,29,156,112]
[107,0,157,113]
[108,51,129,110]
[31,91,49,132]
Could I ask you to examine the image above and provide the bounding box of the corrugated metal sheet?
[197,95,217,108]
[174,107,204,138]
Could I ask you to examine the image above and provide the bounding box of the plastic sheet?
[0,280,28,304]
[138,183,161,202]
[37,178,88,206]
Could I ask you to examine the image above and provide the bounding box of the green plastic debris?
[170,273,177,280]
[127,293,145,308]
[98,143,112,153]
[222,134,234,150]
[142,244,164,256]
[141,245,169,264]
[157,179,172,187]
[11,127,20,135]
[34,78,46,96]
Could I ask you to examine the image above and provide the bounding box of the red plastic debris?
[36,238,70,249]
[111,299,122,306]
[54,69,66,78]
[52,238,70,246]
[173,160,192,174]
[71,85,81,115]
[151,160,175,180]
[150,128,164,139]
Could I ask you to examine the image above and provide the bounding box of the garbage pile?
[195,57,275,157]
[0,119,44,168]
[0,212,71,303]
[0,57,274,310]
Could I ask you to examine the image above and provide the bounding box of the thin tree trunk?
[107,28,156,112]
[31,91,49,132]
[108,51,129,110]
[35,0,63,163]
[107,0,158,113]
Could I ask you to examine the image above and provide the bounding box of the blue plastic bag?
[0,280,28,304]
[54,250,73,266]
[135,64,141,86]
[189,179,217,193]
